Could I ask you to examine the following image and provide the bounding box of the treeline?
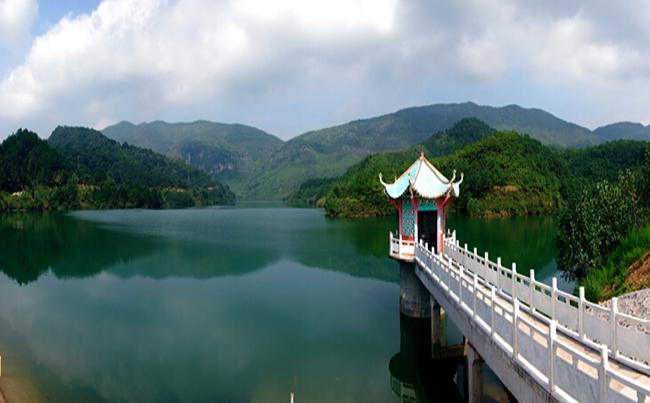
[289,119,650,221]
[557,149,650,300]
[288,119,567,218]
[0,128,235,212]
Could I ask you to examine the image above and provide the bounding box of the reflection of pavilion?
[389,314,464,403]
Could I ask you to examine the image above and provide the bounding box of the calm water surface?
[0,208,565,402]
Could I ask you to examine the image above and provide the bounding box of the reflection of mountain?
[0,212,277,284]
[0,213,158,284]
[0,259,399,402]
[0,210,558,286]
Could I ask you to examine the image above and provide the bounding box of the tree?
[556,180,638,281]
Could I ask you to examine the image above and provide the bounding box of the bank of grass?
[581,225,650,301]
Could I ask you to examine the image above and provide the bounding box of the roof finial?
[420,150,424,159]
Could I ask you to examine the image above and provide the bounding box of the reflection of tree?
[0,213,278,284]
[286,214,399,283]
[447,214,557,276]
[0,213,160,284]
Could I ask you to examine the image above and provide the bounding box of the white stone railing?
[414,237,650,403]
[442,233,650,374]
[389,231,415,261]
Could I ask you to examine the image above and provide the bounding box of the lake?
[0,208,565,402]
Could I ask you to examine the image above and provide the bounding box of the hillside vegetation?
[102,120,283,195]
[104,102,601,200]
[295,120,650,219]
[556,150,650,300]
[319,129,567,219]
[0,128,234,211]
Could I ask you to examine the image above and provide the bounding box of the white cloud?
[0,0,38,47]
[1,0,650,138]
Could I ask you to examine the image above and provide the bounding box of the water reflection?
[0,211,561,289]
[0,210,399,285]
[389,314,464,403]
[0,208,564,401]
[0,260,399,402]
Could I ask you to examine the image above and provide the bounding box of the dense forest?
[0,128,235,212]
[104,102,608,200]
[557,149,650,300]
[290,120,650,220]
[285,119,496,209]
[287,120,564,218]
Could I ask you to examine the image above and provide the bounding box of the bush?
[581,225,650,301]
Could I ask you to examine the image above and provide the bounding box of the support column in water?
[466,342,484,403]
[431,296,441,359]
[399,261,430,318]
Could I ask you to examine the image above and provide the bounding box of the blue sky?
[0,0,649,140]
[34,1,100,34]
[0,1,98,73]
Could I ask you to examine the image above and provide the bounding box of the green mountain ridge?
[241,102,600,199]
[286,118,497,207]
[594,122,650,142]
[0,127,235,211]
[103,102,603,200]
[316,122,568,218]
[311,121,650,219]
[102,120,283,195]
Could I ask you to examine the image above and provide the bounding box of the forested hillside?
[102,120,283,195]
[0,128,235,211]
[285,118,496,207]
[104,102,602,200]
[319,130,567,218]
[299,120,650,219]
[243,102,597,199]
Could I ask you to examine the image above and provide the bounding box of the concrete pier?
[466,342,484,403]
[399,261,430,318]
[430,296,441,359]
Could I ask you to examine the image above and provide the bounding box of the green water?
[0,208,564,402]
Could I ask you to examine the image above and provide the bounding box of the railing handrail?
[413,239,650,402]
[442,233,650,362]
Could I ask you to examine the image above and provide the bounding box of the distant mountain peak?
[594,121,650,141]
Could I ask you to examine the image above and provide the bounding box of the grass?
[581,225,650,301]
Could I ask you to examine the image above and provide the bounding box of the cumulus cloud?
[0,0,38,47]
[1,0,650,139]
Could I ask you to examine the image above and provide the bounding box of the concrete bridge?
[390,231,650,403]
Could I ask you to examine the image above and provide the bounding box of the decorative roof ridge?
[379,152,463,199]
[421,156,450,183]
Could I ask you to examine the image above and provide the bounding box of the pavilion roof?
[379,152,463,200]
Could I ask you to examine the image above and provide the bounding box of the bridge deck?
[413,236,650,403]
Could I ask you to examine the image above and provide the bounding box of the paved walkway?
[424,251,650,402]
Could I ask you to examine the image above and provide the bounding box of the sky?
[0,0,649,140]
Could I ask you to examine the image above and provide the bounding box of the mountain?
[102,120,283,194]
[286,118,496,206]
[104,102,598,200]
[561,140,650,187]
[1,127,230,211]
[0,129,71,193]
[594,122,650,142]
[312,123,650,219]
[45,126,234,209]
[318,127,568,218]
[244,102,596,199]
